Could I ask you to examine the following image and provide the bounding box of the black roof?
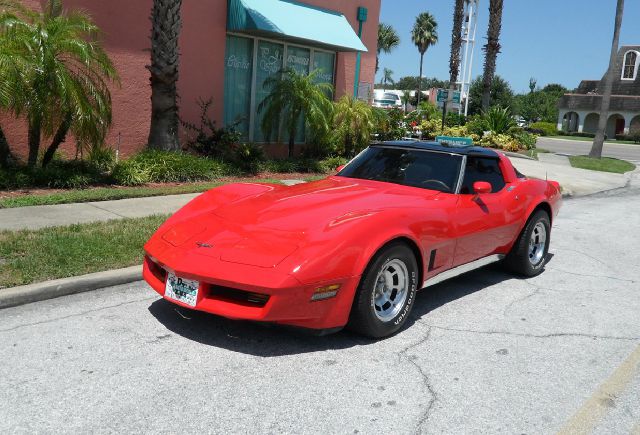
[372,140,501,158]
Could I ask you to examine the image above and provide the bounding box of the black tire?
[505,209,551,277]
[348,242,419,338]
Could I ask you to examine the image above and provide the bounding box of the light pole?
[458,0,479,116]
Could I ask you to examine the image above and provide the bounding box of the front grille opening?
[209,285,270,308]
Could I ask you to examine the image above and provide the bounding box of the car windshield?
[337,146,463,193]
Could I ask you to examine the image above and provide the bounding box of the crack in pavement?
[502,280,546,317]
[423,324,640,342]
[548,267,636,284]
[86,202,129,219]
[398,323,438,434]
[0,296,157,333]
[552,246,617,271]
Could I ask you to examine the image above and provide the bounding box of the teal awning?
[228,0,368,52]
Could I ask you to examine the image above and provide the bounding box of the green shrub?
[0,160,104,190]
[615,133,640,143]
[258,156,347,174]
[87,144,117,173]
[319,156,348,172]
[509,131,538,150]
[445,112,466,127]
[112,150,232,186]
[111,159,151,186]
[482,106,516,134]
[233,143,265,175]
[182,99,242,159]
[529,122,558,136]
[373,108,406,141]
[565,132,596,138]
[464,115,487,136]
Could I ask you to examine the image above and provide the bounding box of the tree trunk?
[417,52,424,106]
[288,131,295,158]
[147,0,183,151]
[448,0,465,113]
[0,124,11,169]
[42,115,72,167]
[27,117,42,167]
[590,0,624,159]
[481,0,504,111]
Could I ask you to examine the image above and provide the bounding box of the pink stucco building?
[5,0,381,158]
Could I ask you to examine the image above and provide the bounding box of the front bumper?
[143,255,361,330]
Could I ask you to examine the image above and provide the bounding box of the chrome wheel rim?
[373,259,409,322]
[528,222,547,265]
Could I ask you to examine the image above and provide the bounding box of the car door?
[452,156,521,267]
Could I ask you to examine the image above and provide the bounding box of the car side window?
[460,157,506,194]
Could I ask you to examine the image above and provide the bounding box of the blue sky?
[375,0,640,93]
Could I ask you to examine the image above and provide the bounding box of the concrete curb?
[0,265,142,309]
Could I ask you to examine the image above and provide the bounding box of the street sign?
[436,136,474,146]
[436,89,461,104]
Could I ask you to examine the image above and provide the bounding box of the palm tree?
[377,23,400,74]
[382,68,394,90]
[333,95,374,157]
[590,0,625,159]
[0,0,118,167]
[411,12,438,106]
[0,0,30,168]
[448,0,465,99]
[147,0,183,151]
[258,68,333,158]
[481,0,504,110]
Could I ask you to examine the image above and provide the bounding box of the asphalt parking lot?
[1,176,639,434]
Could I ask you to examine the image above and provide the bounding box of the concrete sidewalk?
[0,193,201,231]
[0,158,633,231]
[508,155,632,197]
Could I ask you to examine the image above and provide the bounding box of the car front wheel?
[348,242,419,338]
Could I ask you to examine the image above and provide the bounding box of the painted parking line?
[557,344,640,435]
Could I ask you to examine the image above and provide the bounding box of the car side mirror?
[473,181,492,195]
[336,165,346,173]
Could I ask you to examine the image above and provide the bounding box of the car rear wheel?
[348,242,418,338]
[505,209,550,277]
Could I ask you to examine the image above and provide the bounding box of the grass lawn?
[0,175,324,209]
[552,135,639,145]
[569,155,636,174]
[0,215,168,288]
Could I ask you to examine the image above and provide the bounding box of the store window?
[254,40,284,143]
[285,46,310,143]
[313,51,336,95]
[223,35,336,143]
[224,35,253,138]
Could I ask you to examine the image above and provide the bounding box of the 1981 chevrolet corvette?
[143,141,562,338]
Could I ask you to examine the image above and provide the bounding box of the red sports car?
[143,141,561,338]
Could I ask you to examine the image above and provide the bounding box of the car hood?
[157,177,440,268]
[212,177,440,230]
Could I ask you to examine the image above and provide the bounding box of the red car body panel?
[143,151,562,331]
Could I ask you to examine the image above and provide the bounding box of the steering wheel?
[420,179,451,192]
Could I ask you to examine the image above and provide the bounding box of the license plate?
[165,273,199,307]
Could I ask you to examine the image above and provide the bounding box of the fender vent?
[428,250,437,272]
